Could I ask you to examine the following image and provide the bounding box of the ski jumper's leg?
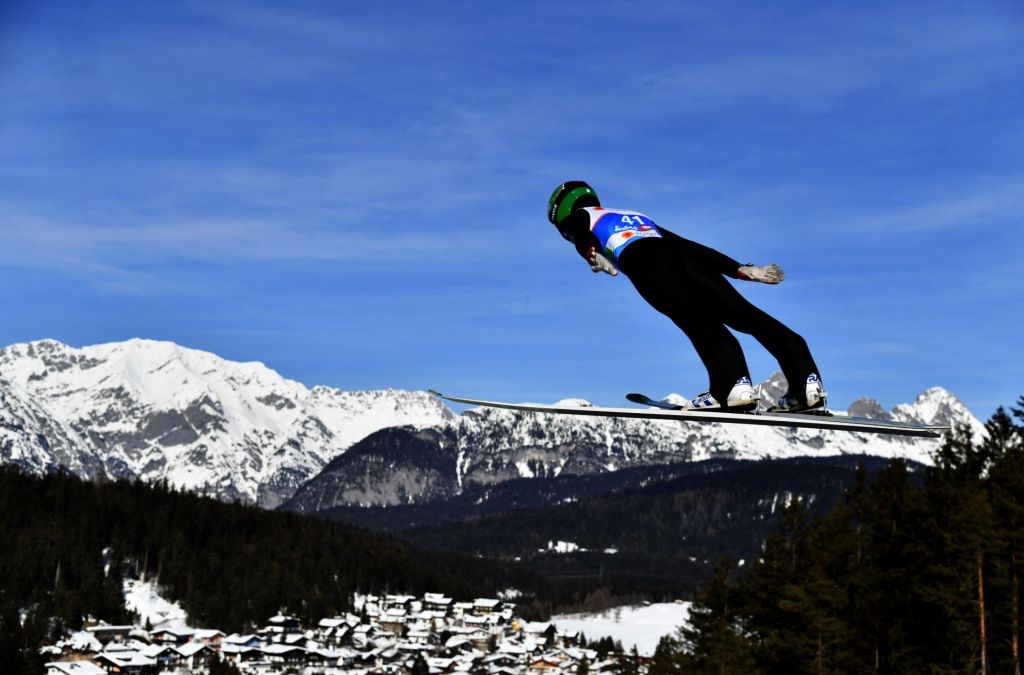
[699,272,820,404]
[618,240,749,405]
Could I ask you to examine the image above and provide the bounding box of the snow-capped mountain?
[0,339,454,507]
[0,338,985,512]
[286,384,985,512]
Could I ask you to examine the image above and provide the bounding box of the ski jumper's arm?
[657,226,743,278]
[559,209,603,263]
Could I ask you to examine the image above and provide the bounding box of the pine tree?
[987,405,1024,674]
[922,423,997,674]
[411,652,430,675]
[677,557,755,674]
[739,496,819,672]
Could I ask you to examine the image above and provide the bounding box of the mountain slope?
[310,456,909,599]
[0,339,454,507]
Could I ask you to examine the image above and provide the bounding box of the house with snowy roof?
[528,655,564,675]
[318,619,354,646]
[490,667,524,675]
[84,624,134,645]
[96,640,149,656]
[262,614,301,634]
[520,622,553,637]
[311,646,359,668]
[259,642,308,666]
[222,633,261,648]
[423,593,454,612]
[473,599,503,616]
[190,628,224,646]
[93,650,157,674]
[384,594,416,610]
[483,652,522,668]
[139,643,180,668]
[350,623,376,647]
[379,608,409,636]
[426,655,461,672]
[45,662,107,675]
[174,643,217,670]
[405,627,433,645]
[150,626,195,645]
[442,635,476,656]
[220,643,261,666]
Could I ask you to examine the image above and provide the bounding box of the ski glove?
[587,247,619,276]
[737,263,784,284]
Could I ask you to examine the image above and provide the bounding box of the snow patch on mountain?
[124,579,189,631]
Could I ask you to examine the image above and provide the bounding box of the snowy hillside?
[0,339,454,507]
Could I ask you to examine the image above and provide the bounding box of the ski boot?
[680,376,759,412]
[768,373,827,413]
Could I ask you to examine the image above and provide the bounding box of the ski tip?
[428,389,444,399]
[625,393,648,404]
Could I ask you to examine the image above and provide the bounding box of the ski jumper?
[561,207,820,406]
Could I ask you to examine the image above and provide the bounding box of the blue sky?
[1,1,1022,418]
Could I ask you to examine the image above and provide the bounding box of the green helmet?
[548,181,600,234]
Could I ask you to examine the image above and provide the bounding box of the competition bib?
[585,207,662,265]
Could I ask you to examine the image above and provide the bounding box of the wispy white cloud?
[844,176,1024,234]
[632,6,1023,112]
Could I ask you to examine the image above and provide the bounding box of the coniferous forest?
[0,469,535,672]
[651,397,1024,675]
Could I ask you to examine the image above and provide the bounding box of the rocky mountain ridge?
[285,384,982,512]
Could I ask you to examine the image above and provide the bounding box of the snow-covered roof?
[220,644,259,656]
[56,631,103,653]
[522,622,552,634]
[139,644,176,658]
[176,643,212,657]
[95,651,158,668]
[261,643,307,655]
[191,629,225,639]
[474,599,502,608]
[45,662,107,675]
[100,640,149,652]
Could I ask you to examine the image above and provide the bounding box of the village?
[41,592,641,675]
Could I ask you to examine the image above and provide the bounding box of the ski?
[626,392,682,410]
[429,390,947,439]
[627,391,932,428]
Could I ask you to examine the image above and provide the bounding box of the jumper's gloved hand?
[737,263,784,284]
[587,246,619,276]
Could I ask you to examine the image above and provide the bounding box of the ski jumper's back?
[583,207,663,268]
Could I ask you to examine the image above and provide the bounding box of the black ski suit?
[560,209,819,406]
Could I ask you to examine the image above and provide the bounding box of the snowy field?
[123,579,189,630]
[551,602,692,656]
